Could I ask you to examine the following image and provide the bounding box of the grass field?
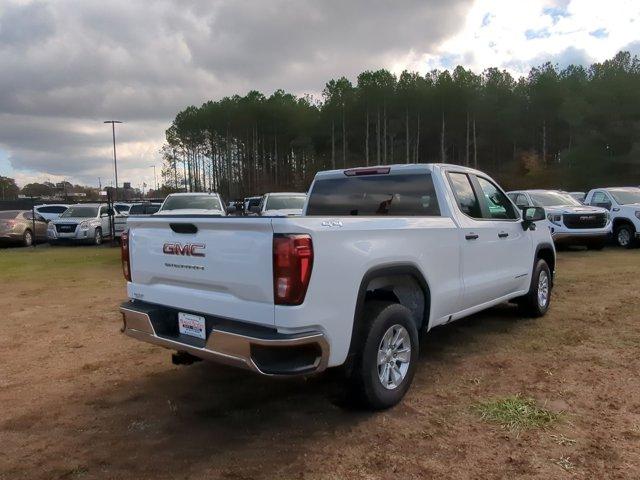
[1,245,639,479]
[0,245,120,280]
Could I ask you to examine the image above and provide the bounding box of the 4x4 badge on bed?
[162,243,205,257]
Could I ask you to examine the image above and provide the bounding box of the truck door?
[447,172,530,311]
[473,175,532,296]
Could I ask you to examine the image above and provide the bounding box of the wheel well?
[612,218,635,231]
[348,266,430,359]
[536,246,555,282]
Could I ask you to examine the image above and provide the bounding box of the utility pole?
[104,120,123,201]
[151,164,158,192]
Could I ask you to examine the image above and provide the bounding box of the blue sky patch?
[543,5,570,24]
[589,28,608,38]
[525,28,551,40]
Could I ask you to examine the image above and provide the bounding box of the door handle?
[498,232,509,238]
[465,233,479,240]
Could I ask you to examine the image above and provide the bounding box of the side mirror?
[249,205,261,214]
[521,206,545,231]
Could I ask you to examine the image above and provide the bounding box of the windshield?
[609,188,640,205]
[160,195,222,211]
[529,192,580,207]
[129,204,146,215]
[265,195,306,211]
[61,206,98,218]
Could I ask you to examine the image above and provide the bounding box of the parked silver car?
[0,210,48,246]
[47,204,112,245]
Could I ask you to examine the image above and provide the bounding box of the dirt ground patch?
[1,246,639,479]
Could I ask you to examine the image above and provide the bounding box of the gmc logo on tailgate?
[163,243,205,257]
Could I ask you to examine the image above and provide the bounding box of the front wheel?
[93,228,103,246]
[614,224,636,249]
[345,301,419,410]
[518,259,551,317]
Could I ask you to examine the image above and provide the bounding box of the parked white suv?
[585,187,640,248]
[120,164,554,409]
[250,192,307,216]
[507,190,610,249]
[34,204,69,222]
[156,192,225,216]
[47,204,112,245]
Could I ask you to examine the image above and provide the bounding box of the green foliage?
[474,395,561,430]
[0,176,20,200]
[162,50,640,198]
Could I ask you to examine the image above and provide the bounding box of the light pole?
[151,164,158,192]
[104,120,123,201]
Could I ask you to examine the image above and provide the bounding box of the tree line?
[6,51,640,204]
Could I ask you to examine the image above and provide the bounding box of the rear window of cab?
[306,173,440,216]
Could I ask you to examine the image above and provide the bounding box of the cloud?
[0,0,473,187]
[0,1,55,47]
[0,0,637,188]
[414,0,640,77]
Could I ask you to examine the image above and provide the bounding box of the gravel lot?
[1,246,639,479]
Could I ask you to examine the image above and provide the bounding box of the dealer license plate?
[178,312,206,340]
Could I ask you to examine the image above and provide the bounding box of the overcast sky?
[0,0,638,189]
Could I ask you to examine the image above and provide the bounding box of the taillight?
[273,234,313,305]
[121,229,131,281]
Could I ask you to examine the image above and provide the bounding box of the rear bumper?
[120,301,330,376]
[0,232,22,242]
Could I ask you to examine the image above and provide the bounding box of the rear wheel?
[614,223,636,249]
[345,301,419,410]
[518,259,551,317]
[23,229,33,247]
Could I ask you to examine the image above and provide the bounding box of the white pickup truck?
[120,164,555,409]
[585,187,640,248]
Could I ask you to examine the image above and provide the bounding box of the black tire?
[345,301,419,410]
[23,229,33,247]
[94,228,103,246]
[614,223,636,249]
[518,259,551,318]
[586,239,606,251]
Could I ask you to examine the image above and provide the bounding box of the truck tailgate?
[127,216,275,327]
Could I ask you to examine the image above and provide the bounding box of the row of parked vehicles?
[0,202,151,247]
[1,184,639,251]
[506,187,640,249]
[0,191,311,247]
[117,164,640,410]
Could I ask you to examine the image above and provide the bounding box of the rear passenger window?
[448,173,482,219]
[306,173,440,216]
